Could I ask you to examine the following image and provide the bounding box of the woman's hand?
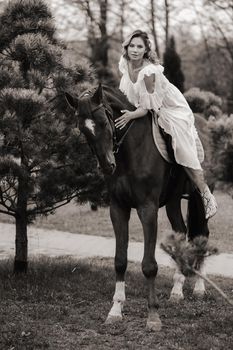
[115,110,134,129]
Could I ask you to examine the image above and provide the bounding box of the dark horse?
[66,84,209,331]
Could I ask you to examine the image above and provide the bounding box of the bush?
[184,87,223,118]
[205,91,222,109]
[184,88,208,113]
[209,114,233,184]
[205,105,222,119]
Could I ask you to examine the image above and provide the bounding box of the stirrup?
[201,186,217,219]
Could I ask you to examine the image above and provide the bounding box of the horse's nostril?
[111,163,116,173]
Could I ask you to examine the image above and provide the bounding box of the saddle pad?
[151,114,205,164]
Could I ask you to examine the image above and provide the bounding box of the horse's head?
[65,84,116,175]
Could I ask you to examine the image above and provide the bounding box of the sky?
[47,0,203,42]
[0,0,229,43]
[47,0,87,40]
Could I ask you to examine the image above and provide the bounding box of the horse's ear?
[65,92,79,110]
[92,83,103,104]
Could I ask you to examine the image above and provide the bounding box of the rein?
[113,120,135,154]
[80,92,134,155]
[92,101,135,154]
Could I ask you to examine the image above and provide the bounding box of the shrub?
[205,91,222,109]
[184,88,208,113]
[184,87,223,118]
[205,105,222,119]
[209,114,233,184]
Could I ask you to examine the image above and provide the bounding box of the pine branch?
[0,209,15,217]
[0,190,16,214]
[161,234,233,306]
[28,193,78,216]
[30,162,75,174]
[194,269,233,306]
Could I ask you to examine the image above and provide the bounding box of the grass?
[31,190,233,253]
[0,190,232,253]
[0,256,233,350]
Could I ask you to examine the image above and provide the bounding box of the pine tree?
[163,36,185,93]
[0,0,106,273]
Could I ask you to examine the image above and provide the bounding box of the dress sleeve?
[137,64,168,113]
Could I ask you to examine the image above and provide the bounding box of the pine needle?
[161,234,233,306]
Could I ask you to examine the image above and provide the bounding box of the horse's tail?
[187,189,209,240]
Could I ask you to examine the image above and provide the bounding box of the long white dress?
[119,56,203,170]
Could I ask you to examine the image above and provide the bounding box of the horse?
[65,84,209,331]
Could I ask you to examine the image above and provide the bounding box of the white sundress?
[119,56,203,170]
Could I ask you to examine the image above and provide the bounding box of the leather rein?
[79,92,135,155]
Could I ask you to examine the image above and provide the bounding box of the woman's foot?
[201,186,218,219]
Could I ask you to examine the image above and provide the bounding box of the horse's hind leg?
[187,190,209,298]
[193,265,207,298]
[166,198,187,302]
[105,201,130,324]
[137,203,162,332]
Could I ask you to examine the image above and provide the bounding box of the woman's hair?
[122,30,159,64]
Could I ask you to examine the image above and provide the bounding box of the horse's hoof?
[193,290,206,299]
[146,318,162,332]
[146,312,162,332]
[105,315,122,325]
[169,293,184,303]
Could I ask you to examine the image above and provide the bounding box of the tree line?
[62,0,232,112]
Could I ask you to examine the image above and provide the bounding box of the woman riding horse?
[115,30,217,220]
[65,31,215,331]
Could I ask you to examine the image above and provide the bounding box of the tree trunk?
[164,0,170,48]
[98,0,108,67]
[14,177,28,273]
[14,212,28,273]
[150,0,160,58]
[229,63,233,113]
[119,0,126,43]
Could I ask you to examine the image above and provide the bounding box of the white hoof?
[169,293,184,303]
[193,290,206,299]
[146,313,162,332]
[105,314,122,324]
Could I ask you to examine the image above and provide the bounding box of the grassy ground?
[0,190,233,253]
[31,190,233,253]
[0,257,232,350]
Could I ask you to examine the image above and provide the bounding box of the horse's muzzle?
[101,162,116,175]
[96,152,116,175]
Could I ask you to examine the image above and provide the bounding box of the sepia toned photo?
[0,0,232,349]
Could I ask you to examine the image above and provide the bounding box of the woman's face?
[127,36,146,62]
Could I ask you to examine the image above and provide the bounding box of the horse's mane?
[102,85,135,112]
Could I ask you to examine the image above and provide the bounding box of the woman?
[115,30,217,219]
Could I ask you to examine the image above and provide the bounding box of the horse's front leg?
[105,201,130,324]
[137,203,162,332]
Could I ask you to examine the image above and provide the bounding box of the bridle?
[78,91,134,155]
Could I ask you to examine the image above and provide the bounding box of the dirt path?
[1,222,233,278]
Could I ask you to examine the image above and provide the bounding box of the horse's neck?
[104,88,155,156]
[117,115,153,170]
[127,115,152,148]
[105,91,152,146]
[105,89,134,120]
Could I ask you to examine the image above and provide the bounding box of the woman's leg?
[183,167,217,219]
[183,168,206,192]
